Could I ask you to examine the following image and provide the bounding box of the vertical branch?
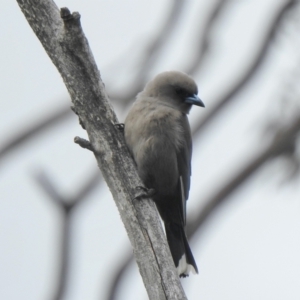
[34,170,101,300]
[53,209,71,300]
[34,172,72,300]
[106,251,133,300]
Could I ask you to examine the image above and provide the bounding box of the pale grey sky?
[1,1,300,300]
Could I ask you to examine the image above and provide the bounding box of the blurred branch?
[186,0,230,75]
[0,105,71,163]
[33,169,101,300]
[108,114,300,300]
[192,0,297,136]
[106,251,133,300]
[73,171,101,204]
[5,0,293,166]
[103,2,298,297]
[17,1,186,299]
[111,0,186,103]
[187,115,300,238]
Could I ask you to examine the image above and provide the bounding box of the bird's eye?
[175,87,189,98]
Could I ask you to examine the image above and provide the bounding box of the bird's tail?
[165,222,198,277]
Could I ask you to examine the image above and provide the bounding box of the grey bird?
[124,71,204,277]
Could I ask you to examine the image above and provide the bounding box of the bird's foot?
[114,123,125,131]
[134,186,155,200]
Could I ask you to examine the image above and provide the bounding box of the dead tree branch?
[17,1,186,299]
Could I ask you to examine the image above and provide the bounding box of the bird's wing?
[176,115,192,226]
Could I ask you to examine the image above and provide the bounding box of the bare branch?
[186,0,230,75]
[17,1,186,299]
[106,251,133,300]
[71,170,102,206]
[192,0,297,136]
[33,169,100,300]
[111,0,186,104]
[74,136,94,151]
[187,115,300,238]
[34,170,67,207]
[0,105,71,162]
[33,171,72,300]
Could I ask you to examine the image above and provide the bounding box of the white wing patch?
[180,176,186,225]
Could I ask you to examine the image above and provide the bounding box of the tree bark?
[16,1,187,299]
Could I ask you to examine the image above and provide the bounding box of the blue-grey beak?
[185,94,205,107]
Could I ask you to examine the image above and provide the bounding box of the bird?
[124,71,204,277]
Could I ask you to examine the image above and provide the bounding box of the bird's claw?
[134,186,155,200]
[115,123,125,131]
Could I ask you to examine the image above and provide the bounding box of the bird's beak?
[185,94,205,107]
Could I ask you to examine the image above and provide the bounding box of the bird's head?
[142,71,204,114]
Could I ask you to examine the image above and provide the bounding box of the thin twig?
[186,0,231,75]
[192,0,297,136]
[33,169,101,300]
[111,0,186,104]
[106,251,133,300]
[74,136,94,151]
[0,105,72,162]
[187,116,300,238]
[33,171,71,300]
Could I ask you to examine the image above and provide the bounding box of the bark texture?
[16,1,187,299]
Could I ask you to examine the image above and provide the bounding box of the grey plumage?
[124,71,204,277]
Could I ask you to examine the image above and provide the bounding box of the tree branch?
[17,1,186,299]
[187,115,300,238]
[186,0,230,75]
[74,136,94,151]
[0,105,71,163]
[192,0,297,136]
[106,250,133,300]
[34,169,100,300]
[111,0,186,103]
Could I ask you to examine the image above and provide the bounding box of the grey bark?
[16,1,187,299]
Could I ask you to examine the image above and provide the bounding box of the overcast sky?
[1,1,300,300]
